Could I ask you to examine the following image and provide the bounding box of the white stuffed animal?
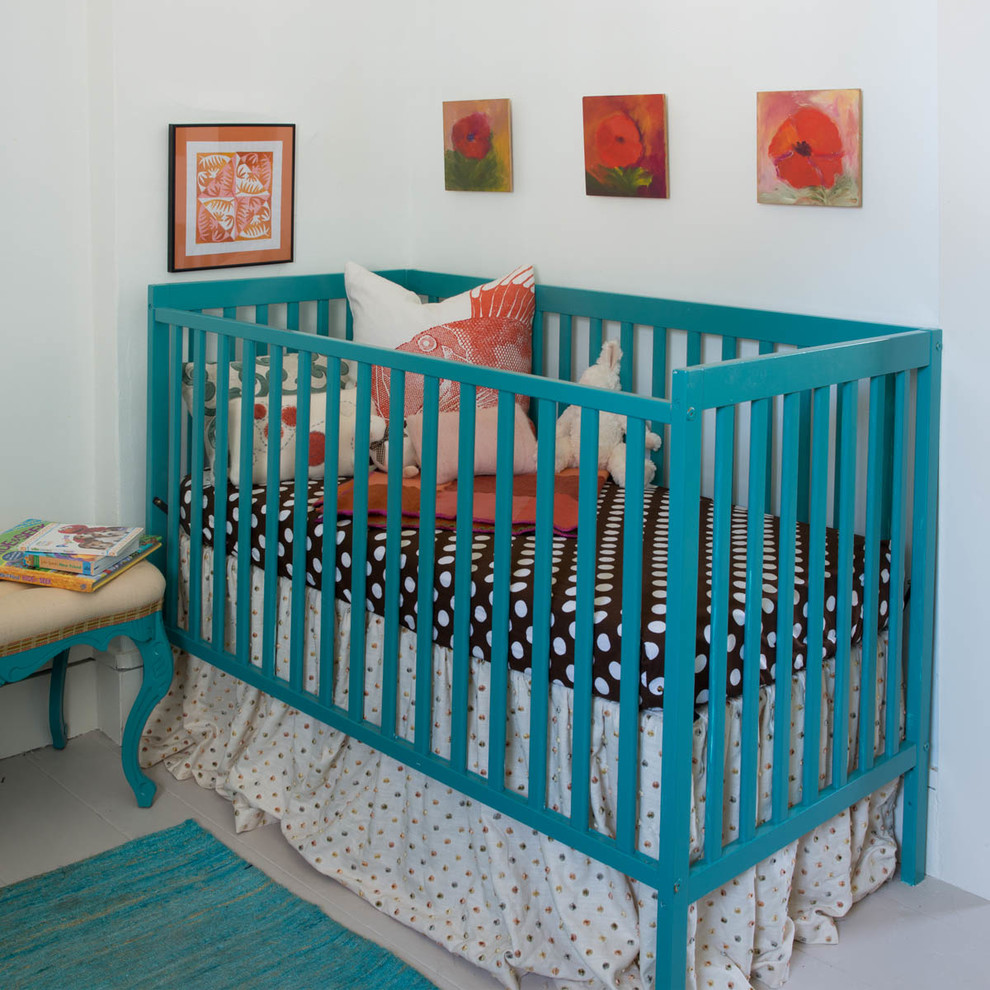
[554,340,662,486]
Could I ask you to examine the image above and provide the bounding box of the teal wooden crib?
[146,270,940,989]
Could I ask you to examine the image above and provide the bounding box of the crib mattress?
[179,473,890,709]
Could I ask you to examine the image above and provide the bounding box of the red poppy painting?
[757,90,862,207]
[443,99,512,192]
[583,94,668,199]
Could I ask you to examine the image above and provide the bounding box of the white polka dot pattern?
[178,476,892,713]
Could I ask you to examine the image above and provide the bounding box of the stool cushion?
[0,562,166,658]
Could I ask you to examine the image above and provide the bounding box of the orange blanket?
[334,468,604,536]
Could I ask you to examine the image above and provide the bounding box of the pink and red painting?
[442,99,513,192]
[583,94,668,199]
[757,90,862,207]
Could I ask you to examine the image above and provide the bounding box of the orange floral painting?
[583,95,668,199]
[169,123,295,272]
[757,90,862,207]
[442,99,512,192]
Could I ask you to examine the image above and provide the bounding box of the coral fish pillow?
[343,262,535,420]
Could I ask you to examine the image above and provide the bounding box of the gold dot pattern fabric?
[142,536,899,990]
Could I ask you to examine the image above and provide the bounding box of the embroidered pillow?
[226,391,386,487]
[343,262,535,420]
[180,353,347,468]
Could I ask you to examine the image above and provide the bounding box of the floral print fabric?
[142,538,899,990]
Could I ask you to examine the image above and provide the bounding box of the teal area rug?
[0,819,437,989]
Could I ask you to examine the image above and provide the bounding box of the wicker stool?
[0,562,173,807]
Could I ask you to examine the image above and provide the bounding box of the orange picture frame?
[168,123,295,272]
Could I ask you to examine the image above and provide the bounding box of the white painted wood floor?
[1,731,986,990]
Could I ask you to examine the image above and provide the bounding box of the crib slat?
[704,403,735,860]
[831,387,844,530]
[651,327,668,484]
[319,361,342,708]
[236,344,257,665]
[620,322,634,392]
[289,351,312,696]
[487,392,517,792]
[859,376,885,771]
[741,397,769,842]
[261,347,284,682]
[759,341,775,514]
[772,392,800,823]
[380,371,406,739]
[832,381,858,789]
[558,314,573,381]
[347,363,372,721]
[588,317,604,364]
[449,384,474,768]
[796,389,812,525]
[531,310,545,377]
[802,386,830,805]
[570,408,600,833]
[165,327,183,631]
[317,299,330,337]
[686,330,702,368]
[183,326,194,476]
[187,328,209,644]
[885,371,909,759]
[414,378,440,754]
[530,311,545,428]
[287,301,299,331]
[617,417,645,855]
[211,333,232,654]
[527,403,557,813]
[721,337,738,503]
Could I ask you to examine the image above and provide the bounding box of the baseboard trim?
[0,659,100,759]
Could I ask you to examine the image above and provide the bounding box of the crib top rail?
[149,269,927,352]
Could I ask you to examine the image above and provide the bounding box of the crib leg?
[654,890,689,990]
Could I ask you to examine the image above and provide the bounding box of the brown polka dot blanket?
[179,474,890,710]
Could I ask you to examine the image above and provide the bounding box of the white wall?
[932,0,990,896]
[3,0,986,901]
[0,4,98,525]
[407,0,939,328]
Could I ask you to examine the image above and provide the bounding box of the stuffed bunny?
[554,340,662,486]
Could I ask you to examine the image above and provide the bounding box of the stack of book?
[0,519,161,592]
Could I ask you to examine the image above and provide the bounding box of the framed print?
[168,123,295,272]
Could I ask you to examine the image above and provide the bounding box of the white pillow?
[343,262,535,420]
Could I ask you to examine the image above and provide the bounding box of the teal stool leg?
[120,612,174,808]
[48,649,70,749]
